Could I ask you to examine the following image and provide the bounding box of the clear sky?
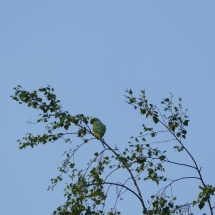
[1,0,215,214]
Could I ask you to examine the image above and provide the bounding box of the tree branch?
[163,176,200,192]
[147,157,196,169]
[158,118,214,215]
[87,182,143,206]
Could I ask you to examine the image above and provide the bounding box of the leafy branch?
[11,85,215,215]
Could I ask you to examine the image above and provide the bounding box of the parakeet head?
[90,118,100,124]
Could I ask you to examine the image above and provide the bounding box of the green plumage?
[90,118,106,148]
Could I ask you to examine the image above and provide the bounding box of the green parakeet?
[90,118,106,148]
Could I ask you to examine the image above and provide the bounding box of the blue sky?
[1,0,215,214]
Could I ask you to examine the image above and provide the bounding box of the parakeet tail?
[100,138,106,148]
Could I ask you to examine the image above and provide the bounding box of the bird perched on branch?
[90,118,106,148]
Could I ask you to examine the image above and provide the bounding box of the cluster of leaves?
[125,89,189,141]
[125,89,215,214]
[144,195,192,215]
[194,185,215,210]
[12,86,215,215]
[11,85,90,149]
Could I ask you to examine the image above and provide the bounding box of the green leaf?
[129,98,134,104]
[151,132,155,137]
[168,121,173,129]
[182,130,187,135]
[159,155,166,161]
[152,116,159,124]
[183,120,189,126]
[174,107,178,111]
[198,202,205,210]
[140,109,146,115]
[69,163,75,168]
[128,89,133,94]
[176,132,181,137]
[146,111,151,118]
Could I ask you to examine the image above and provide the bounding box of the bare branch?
[163,176,200,192]
[137,130,169,138]
[146,157,196,170]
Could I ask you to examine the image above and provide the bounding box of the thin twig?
[141,157,196,170]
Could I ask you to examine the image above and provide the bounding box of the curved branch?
[87,182,143,206]
[149,176,201,209]
[147,138,176,144]
[163,159,196,169]
[144,157,196,170]
[164,176,200,190]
